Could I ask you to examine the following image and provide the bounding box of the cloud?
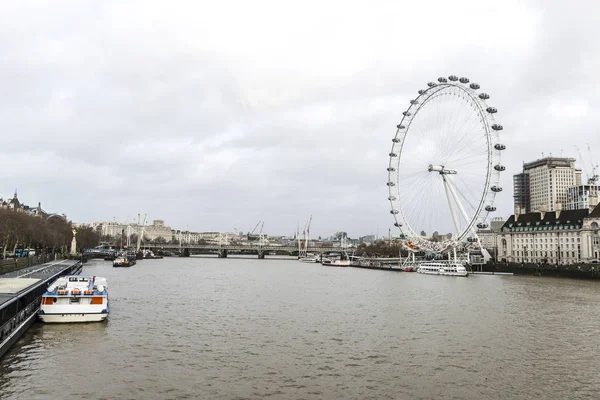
[0,0,598,238]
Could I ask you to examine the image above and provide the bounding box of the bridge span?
[145,244,347,259]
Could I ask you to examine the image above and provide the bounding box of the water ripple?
[1,258,599,399]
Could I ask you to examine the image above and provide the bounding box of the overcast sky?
[1,0,598,238]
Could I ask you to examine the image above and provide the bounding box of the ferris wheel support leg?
[446,177,492,263]
[442,175,461,238]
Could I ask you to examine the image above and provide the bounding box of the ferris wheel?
[387,75,505,253]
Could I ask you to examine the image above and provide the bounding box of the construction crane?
[586,143,598,184]
[576,144,599,185]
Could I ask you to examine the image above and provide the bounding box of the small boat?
[416,262,468,277]
[38,275,109,323]
[322,259,351,267]
[143,250,163,259]
[298,256,319,263]
[113,254,136,267]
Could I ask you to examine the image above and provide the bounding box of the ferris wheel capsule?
[469,83,480,90]
[438,77,448,83]
[448,75,458,81]
[485,205,496,212]
[459,77,469,83]
[396,124,405,129]
[494,143,506,150]
[479,93,490,100]
[486,107,497,113]
[492,124,503,131]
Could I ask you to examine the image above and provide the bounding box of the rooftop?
[523,157,576,170]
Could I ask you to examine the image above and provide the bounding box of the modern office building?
[513,157,581,213]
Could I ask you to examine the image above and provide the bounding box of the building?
[497,202,600,264]
[1,190,53,218]
[359,235,375,244]
[513,157,581,213]
[477,217,505,260]
[93,219,175,243]
[566,185,600,210]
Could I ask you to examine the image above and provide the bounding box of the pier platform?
[0,259,82,359]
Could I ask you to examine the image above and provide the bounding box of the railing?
[0,254,59,275]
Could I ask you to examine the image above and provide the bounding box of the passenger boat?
[416,262,468,277]
[322,259,351,267]
[298,256,319,263]
[113,254,136,267]
[38,275,109,323]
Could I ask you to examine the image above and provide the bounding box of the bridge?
[143,243,348,259]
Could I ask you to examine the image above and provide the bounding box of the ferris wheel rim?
[387,77,504,251]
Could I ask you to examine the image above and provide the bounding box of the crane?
[576,144,599,185]
[250,221,262,235]
[586,143,598,185]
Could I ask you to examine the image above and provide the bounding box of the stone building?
[497,202,600,264]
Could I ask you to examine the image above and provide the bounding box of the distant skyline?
[1,0,599,238]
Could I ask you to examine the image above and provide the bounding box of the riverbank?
[481,262,600,279]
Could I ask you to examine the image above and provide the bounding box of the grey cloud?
[1,1,599,238]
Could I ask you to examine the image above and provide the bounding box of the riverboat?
[38,275,109,323]
[298,256,319,263]
[113,254,136,267]
[322,259,351,267]
[416,262,468,277]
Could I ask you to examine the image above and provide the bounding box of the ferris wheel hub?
[428,164,457,174]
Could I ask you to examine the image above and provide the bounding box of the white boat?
[322,259,351,267]
[416,262,468,277]
[38,275,109,323]
[299,256,319,263]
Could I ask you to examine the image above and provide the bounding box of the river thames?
[1,257,599,399]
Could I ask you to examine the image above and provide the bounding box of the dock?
[0,259,82,359]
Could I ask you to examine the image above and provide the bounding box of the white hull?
[38,313,108,323]
[417,269,468,277]
[298,258,318,263]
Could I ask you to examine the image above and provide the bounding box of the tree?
[420,231,427,237]
[0,209,79,257]
[153,236,166,244]
[76,226,100,251]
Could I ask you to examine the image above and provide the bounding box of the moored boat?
[322,259,351,267]
[38,275,109,323]
[298,256,319,263]
[113,254,136,267]
[416,262,468,277]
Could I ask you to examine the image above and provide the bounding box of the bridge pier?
[182,248,190,257]
[218,249,228,258]
[258,251,265,259]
